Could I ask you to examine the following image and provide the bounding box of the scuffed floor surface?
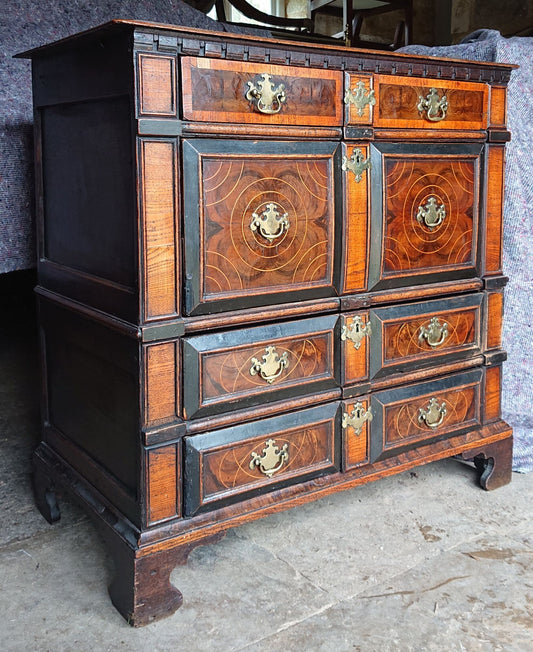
[1,311,532,651]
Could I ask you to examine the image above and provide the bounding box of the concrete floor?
[2,302,533,651]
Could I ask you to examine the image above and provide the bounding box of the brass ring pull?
[249,439,289,477]
[342,402,373,436]
[245,73,286,114]
[418,317,449,348]
[250,203,290,242]
[250,345,289,384]
[416,197,446,229]
[417,87,448,122]
[418,398,447,429]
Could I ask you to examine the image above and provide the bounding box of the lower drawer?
[368,368,482,463]
[184,402,340,515]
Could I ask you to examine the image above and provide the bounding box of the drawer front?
[374,75,489,130]
[342,294,483,384]
[183,139,340,315]
[184,402,340,515]
[370,369,482,462]
[367,142,483,291]
[183,315,339,419]
[181,57,343,126]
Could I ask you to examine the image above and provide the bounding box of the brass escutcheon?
[250,203,290,242]
[418,397,447,429]
[342,402,373,436]
[341,316,372,350]
[250,345,289,384]
[342,147,371,183]
[245,73,286,114]
[419,317,449,348]
[416,197,446,229]
[249,439,289,477]
[344,80,376,117]
[417,87,449,122]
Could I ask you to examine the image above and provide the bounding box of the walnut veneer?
[22,19,514,626]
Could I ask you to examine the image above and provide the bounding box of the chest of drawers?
[23,20,514,626]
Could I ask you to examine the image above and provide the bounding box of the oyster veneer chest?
[22,20,514,625]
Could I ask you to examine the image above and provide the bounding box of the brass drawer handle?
[418,317,449,348]
[250,345,289,384]
[342,402,373,436]
[341,316,372,350]
[417,87,448,122]
[342,147,371,183]
[250,439,289,477]
[418,398,447,429]
[416,197,446,229]
[250,202,290,242]
[344,80,376,117]
[245,73,286,114]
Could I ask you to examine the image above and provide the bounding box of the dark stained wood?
[374,75,489,130]
[146,443,181,524]
[461,435,512,490]
[181,57,343,126]
[32,462,61,524]
[137,53,177,117]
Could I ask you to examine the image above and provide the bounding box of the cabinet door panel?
[183,139,340,315]
[368,142,483,291]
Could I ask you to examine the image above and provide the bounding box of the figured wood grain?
[344,74,374,125]
[342,398,370,470]
[382,307,479,364]
[342,312,369,385]
[382,155,478,276]
[483,365,502,423]
[181,58,343,126]
[199,151,335,302]
[140,140,178,321]
[486,291,504,350]
[374,75,488,130]
[384,384,479,449]
[200,332,334,407]
[137,53,177,117]
[489,86,507,127]
[343,142,369,293]
[485,145,505,275]
[144,342,178,425]
[147,444,180,524]
[199,420,335,506]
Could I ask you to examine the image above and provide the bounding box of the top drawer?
[181,58,343,126]
[346,74,488,130]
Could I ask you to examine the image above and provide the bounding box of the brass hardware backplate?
[342,147,371,183]
[250,202,290,242]
[249,439,289,477]
[416,197,446,229]
[419,317,449,348]
[417,87,448,122]
[341,316,372,350]
[250,345,289,384]
[342,402,373,435]
[344,80,376,118]
[245,73,286,114]
[418,398,447,429]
